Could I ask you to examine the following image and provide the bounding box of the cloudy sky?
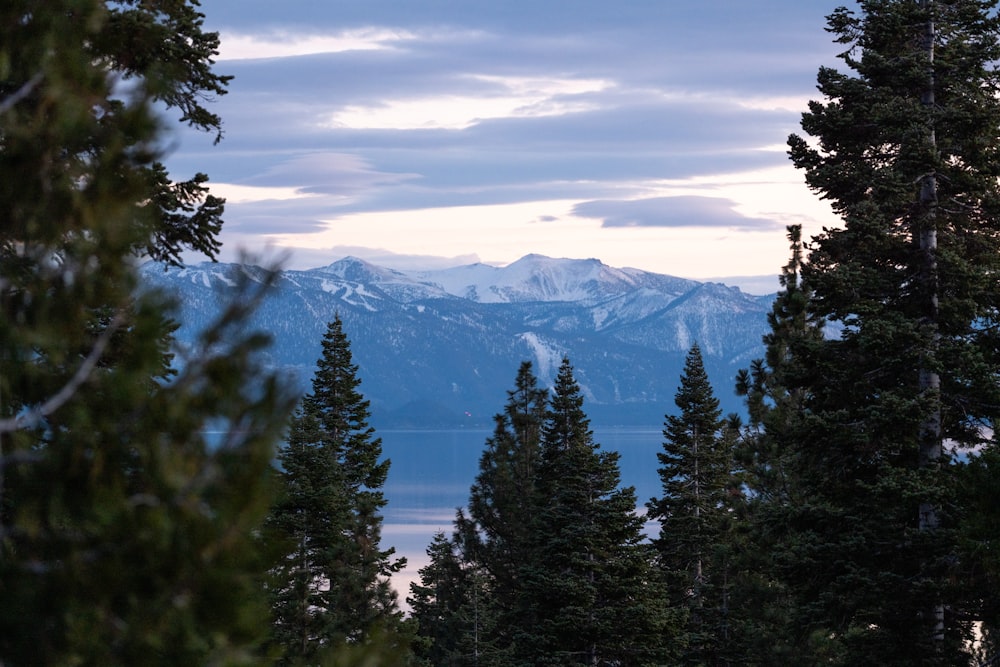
[165,0,846,292]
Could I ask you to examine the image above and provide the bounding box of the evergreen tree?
[648,343,739,665]
[0,1,295,663]
[267,315,405,663]
[93,0,232,264]
[519,358,675,666]
[735,225,822,507]
[956,441,1000,665]
[465,361,547,660]
[771,0,1000,661]
[1,0,230,269]
[731,226,825,664]
[408,530,486,667]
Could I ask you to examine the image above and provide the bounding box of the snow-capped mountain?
[410,254,698,305]
[140,255,774,427]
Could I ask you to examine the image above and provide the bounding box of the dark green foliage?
[465,361,547,660]
[741,0,1000,662]
[413,360,677,664]
[735,226,823,508]
[957,442,1000,664]
[94,0,233,138]
[649,344,740,665]
[416,362,548,665]
[267,315,405,663]
[0,2,295,663]
[518,358,675,666]
[145,163,226,265]
[97,0,233,263]
[731,226,826,663]
[1,272,294,666]
[0,1,231,268]
[789,0,1000,451]
[407,530,487,666]
[468,361,547,575]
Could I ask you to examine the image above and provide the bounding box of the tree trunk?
[917,0,945,648]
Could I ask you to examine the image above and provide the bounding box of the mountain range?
[139,254,775,428]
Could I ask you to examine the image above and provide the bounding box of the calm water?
[379,427,664,606]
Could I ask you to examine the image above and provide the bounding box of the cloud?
[240,153,420,196]
[573,196,782,230]
[217,28,417,61]
[167,0,845,278]
[325,75,612,130]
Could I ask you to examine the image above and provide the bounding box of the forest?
[1,0,999,665]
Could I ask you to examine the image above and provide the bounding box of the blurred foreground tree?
[0,1,296,664]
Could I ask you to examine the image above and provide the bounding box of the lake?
[378,427,664,608]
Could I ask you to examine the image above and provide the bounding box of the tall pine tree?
[771,0,1000,662]
[519,358,675,666]
[649,343,739,666]
[735,225,822,508]
[732,226,826,663]
[267,314,405,663]
[464,361,547,661]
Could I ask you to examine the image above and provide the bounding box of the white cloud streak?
[216,28,417,60]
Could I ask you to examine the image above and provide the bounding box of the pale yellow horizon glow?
[244,163,838,281]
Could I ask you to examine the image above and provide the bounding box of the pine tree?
[648,343,739,665]
[956,441,1000,665]
[774,0,1000,661]
[465,361,547,659]
[0,1,230,269]
[96,0,232,264]
[731,226,825,663]
[0,2,295,663]
[519,358,675,666]
[735,225,822,507]
[408,530,486,667]
[267,315,405,663]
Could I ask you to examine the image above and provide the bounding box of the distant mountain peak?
[140,253,772,427]
[315,256,407,281]
[293,254,713,305]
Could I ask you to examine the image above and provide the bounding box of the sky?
[165,0,847,294]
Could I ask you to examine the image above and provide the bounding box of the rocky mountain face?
[140,255,774,427]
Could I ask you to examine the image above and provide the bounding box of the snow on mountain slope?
[312,257,454,303]
[139,254,774,427]
[413,254,698,304]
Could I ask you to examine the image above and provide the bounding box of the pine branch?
[0,312,124,433]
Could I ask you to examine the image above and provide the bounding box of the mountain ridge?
[141,254,774,427]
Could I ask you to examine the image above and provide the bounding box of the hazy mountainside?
[140,254,773,427]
